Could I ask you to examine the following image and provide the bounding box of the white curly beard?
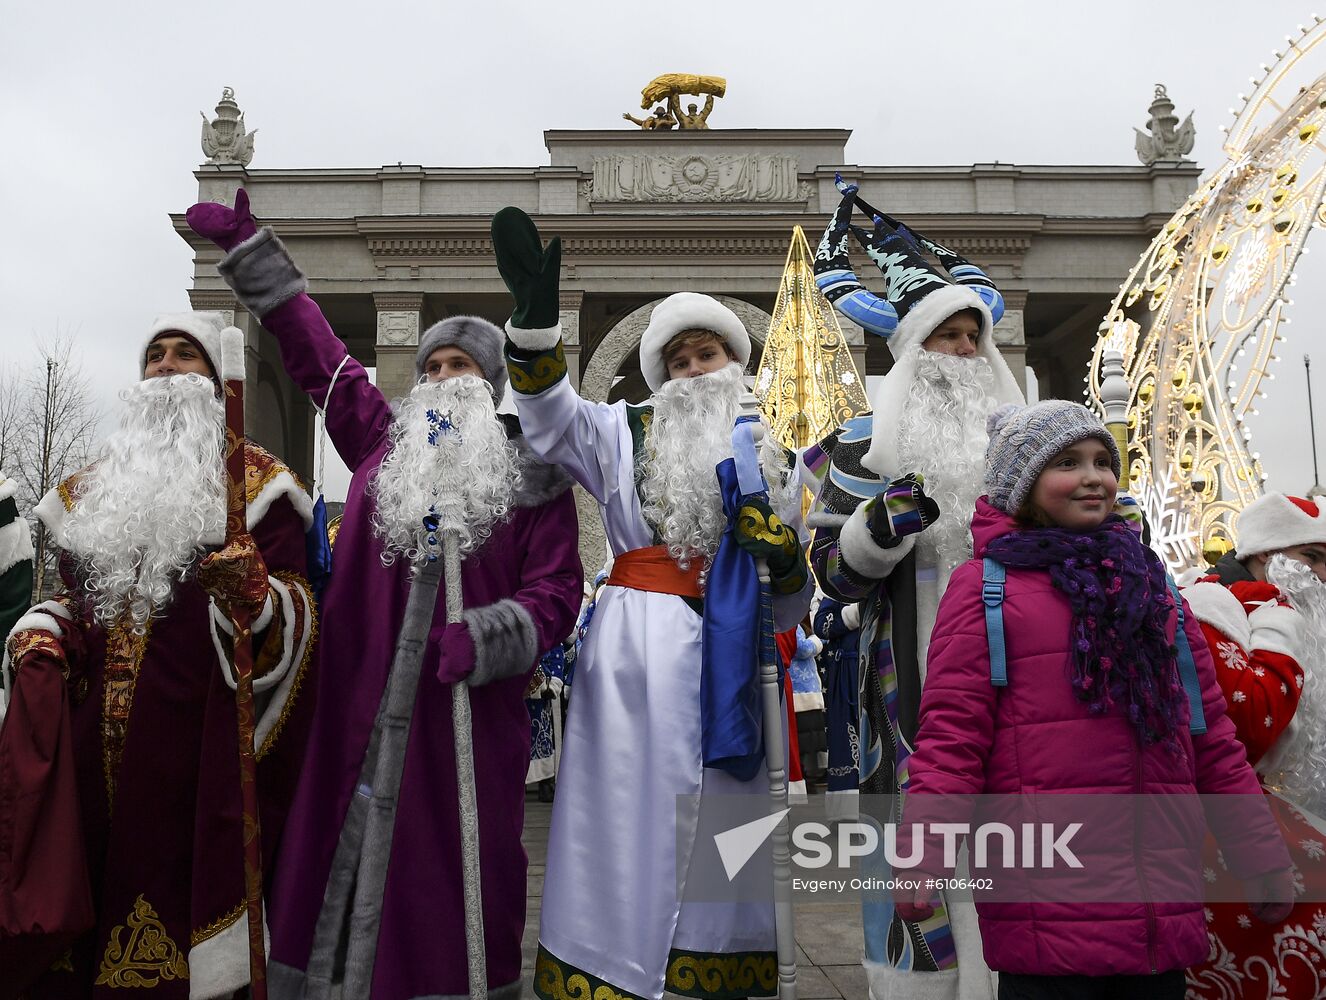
[369,375,520,567]
[61,373,227,630]
[894,346,998,584]
[1263,553,1326,815]
[639,361,745,570]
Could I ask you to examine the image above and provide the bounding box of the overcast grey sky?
[3,0,1325,497]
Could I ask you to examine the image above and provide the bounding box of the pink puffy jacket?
[904,500,1290,977]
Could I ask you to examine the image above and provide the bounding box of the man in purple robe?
[187,191,583,1000]
[5,313,317,999]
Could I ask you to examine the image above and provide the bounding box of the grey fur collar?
[510,432,574,508]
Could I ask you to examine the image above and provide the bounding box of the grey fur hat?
[416,316,507,402]
[984,400,1121,514]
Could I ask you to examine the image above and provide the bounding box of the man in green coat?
[0,470,34,641]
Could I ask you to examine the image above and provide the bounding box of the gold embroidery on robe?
[190,900,244,948]
[534,945,642,1000]
[49,947,75,973]
[665,951,777,999]
[508,342,569,396]
[102,615,151,808]
[95,894,189,989]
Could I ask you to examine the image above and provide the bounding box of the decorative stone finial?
[1134,84,1195,165]
[200,87,256,166]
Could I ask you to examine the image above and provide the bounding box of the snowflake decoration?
[1204,866,1218,883]
[1233,691,1247,703]
[1134,467,1200,570]
[425,408,459,446]
[1293,865,1306,897]
[1237,913,1252,928]
[1265,715,1274,728]
[1217,640,1247,671]
[1302,839,1325,861]
[1223,227,1271,310]
[1254,667,1266,677]
[840,370,857,386]
[1314,910,1326,936]
[1204,906,1214,923]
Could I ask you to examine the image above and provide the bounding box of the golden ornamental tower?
[755,225,870,449]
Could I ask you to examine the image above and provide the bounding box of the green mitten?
[491,207,562,330]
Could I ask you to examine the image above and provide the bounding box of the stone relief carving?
[376,310,420,346]
[591,153,804,203]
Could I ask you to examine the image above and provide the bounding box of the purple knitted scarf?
[983,515,1188,753]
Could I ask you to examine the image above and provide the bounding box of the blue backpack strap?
[1168,578,1207,736]
[982,558,1008,687]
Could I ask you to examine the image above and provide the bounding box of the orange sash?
[606,545,704,599]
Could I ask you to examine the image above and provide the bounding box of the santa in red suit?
[1184,493,1326,1000]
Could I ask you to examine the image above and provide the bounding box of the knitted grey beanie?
[415,316,507,402]
[983,400,1121,514]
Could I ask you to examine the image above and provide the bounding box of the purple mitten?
[432,621,477,685]
[186,188,258,252]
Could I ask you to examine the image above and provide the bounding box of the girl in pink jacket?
[895,401,1292,1000]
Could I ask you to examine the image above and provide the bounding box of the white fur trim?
[1236,493,1326,557]
[0,517,33,576]
[1247,601,1307,662]
[219,327,246,383]
[505,319,562,352]
[187,905,269,1000]
[1182,581,1253,650]
[33,485,68,548]
[806,634,824,657]
[639,292,751,392]
[861,290,1021,477]
[841,602,862,631]
[0,477,16,503]
[864,959,960,1000]
[838,505,918,579]
[7,609,66,642]
[209,576,312,755]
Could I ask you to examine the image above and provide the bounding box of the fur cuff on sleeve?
[6,599,72,643]
[838,504,916,580]
[218,228,308,319]
[0,507,32,576]
[505,319,562,353]
[463,598,539,687]
[841,602,862,631]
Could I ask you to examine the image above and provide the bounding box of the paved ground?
[519,795,869,1000]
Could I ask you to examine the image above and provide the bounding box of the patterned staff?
[217,328,269,1000]
[732,403,797,1000]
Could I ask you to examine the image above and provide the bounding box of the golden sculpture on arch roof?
[1088,17,1326,572]
[623,74,727,130]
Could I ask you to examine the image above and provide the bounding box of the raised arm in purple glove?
[187,189,259,254]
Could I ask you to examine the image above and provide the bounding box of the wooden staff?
[220,332,268,1000]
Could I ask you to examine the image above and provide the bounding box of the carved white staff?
[735,396,797,1000]
[340,407,486,1000]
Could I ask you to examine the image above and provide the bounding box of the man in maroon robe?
[187,192,583,1000]
[5,312,317,998]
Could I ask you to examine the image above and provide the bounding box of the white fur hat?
[141,312,246,383]
[638,292,751,392]
[1235,493,1326,558]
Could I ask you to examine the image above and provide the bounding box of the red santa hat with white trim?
[1235,492,1326,558]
